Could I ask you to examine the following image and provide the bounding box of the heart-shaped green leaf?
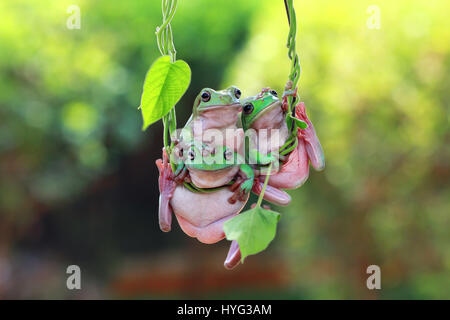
[223,206,280,262]
[139,56,191,130]
[289,115,308,129]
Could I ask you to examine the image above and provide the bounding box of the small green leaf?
[289,115,308,129]
[139,56,191,130]
[223,206,280,262]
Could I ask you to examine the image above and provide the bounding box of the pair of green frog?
[155,83,325,269]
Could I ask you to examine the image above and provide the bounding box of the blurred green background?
[0,0,449,299]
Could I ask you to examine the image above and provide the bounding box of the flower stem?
[256,163,272,208]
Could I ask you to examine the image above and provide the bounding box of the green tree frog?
[177,86,245,154]
[241,86,325,201]
[156,142,254,244]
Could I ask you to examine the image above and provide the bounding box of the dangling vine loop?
[155,0,179,168]
[284,0,301,113]
[156,0,178,62]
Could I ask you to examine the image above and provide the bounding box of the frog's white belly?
[251,104,290,155]
[188,166,239,189]
[170,185,248,244]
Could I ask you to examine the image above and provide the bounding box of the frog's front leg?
[156,147,192,232]
[173,161,189,183]
[248,148,278,166]
[156,149,176,232]
[282,80,297,112]
[295,102,325,171]
[228,164,254,204]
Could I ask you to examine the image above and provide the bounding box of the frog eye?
[234,88,241,99]
[243,103,254,115]
[224,149,232,160]
[188,149,195,161]
[270,90,278,97]
[201,91,211,102]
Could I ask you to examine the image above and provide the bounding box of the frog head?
[191,87,242,130]
[241,88,283,130]
[193,86,242,116]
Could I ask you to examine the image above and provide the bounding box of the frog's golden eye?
[224,149,232,160]
[234,88,241,99]
[201,91,211,102]
[188,149,195,160]
[270,90,278,97]
[243,103,254,115]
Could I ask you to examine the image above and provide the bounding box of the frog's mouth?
[198,103,242,112]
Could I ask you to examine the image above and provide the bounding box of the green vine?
[283,0,304,138]
[156,0,178,158]
[256,163,272,208]
[284,0,301,112]
[140,0,190,172]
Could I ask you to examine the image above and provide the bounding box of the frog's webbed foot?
[261,152,278,165]
[156,149,176,232]
[266,152,286,164]
[173,166,188,184]
[295,102,325,171]
[224,240,241,270]
[228,178,244,204]
[278,154,287,162]
[282,81,298,112]
[252,178,291,206]
[249,150,278,166]
[171,144,191,184]
[228,177,251,204]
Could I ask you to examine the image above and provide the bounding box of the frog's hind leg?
[252,179,291,206]
[228,177,252,204]
[228,164,254,204]
[156,150,176,232]
[158,191,173,232]
[224,240,241,270]
[174,164,188,183]
[295,102,325,171]
[228,178,245,204]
